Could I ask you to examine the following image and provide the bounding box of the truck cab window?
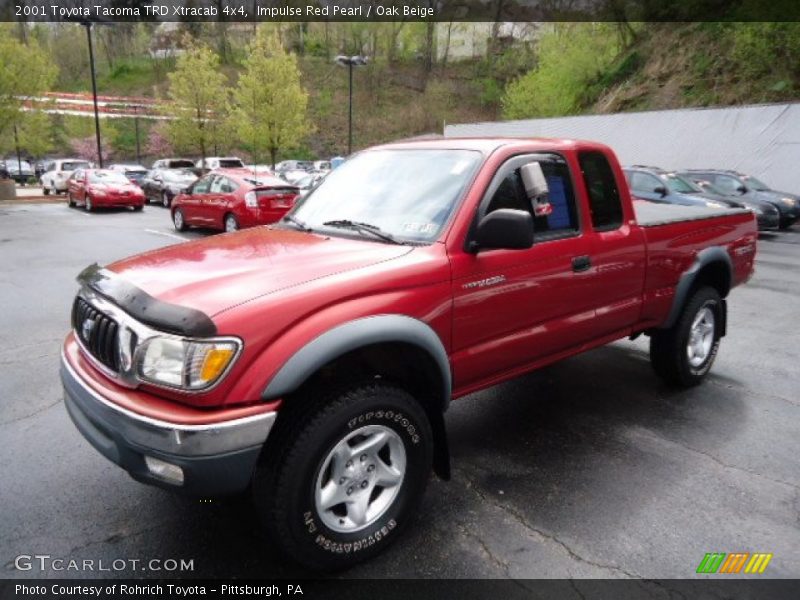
[580,152,623,231]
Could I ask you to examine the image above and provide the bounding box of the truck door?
[578,151,647,338]
[449,153,596,391]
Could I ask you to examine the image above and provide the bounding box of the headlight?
[781,197,796,207]
[705,201,726,208]
[135,336,240,390]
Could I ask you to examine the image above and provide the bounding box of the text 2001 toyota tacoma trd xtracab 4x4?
[61,139,757,569]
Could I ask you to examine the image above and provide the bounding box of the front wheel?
[253,382,434,570]
[84,196,93,212]
[650,286,722,387]
[162,191,171,208]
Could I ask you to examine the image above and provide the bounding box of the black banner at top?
[2,0,800,22]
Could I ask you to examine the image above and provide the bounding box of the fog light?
[144,456,184,485]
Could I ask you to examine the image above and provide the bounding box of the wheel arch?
[660,246,732,331]
[261,315,452,479]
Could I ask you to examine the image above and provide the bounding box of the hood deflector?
[77,264,217,337]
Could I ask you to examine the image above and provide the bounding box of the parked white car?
[40,159,92,195]
[195,157,245,170]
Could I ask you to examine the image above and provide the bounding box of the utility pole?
[82,21,103,167]
[14,125,23,185]
[134,105,141,164]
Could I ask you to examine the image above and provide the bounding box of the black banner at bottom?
[2,579,800,600]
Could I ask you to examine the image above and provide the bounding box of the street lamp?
[79,20,104,168]
[335,55,368,155]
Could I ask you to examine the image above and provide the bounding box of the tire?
[650,286,722,387]
[67,192,76,208]
[173,208,187,231]
[133,205,143,212]
[224,213,239,233]
[84,196,93,212]
[43,186,50,196]
[253,381,434,571]
[162,191,171,208]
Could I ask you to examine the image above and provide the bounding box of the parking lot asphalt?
[1,202,798,581]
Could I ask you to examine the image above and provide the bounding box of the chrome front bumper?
[61,352,276,494]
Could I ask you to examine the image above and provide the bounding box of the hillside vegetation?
[4,22,800,163]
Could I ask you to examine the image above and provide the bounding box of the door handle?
[572,255,591,272]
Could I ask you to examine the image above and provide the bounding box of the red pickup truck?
[60,139,757,569]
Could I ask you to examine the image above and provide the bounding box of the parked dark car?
[680,170,800,229]
[108,164,148,188]
[141,168,198,208]
[151,158,196,170]
[624,166,779,231]
[4,158,34,184]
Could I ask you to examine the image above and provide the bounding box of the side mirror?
[472,209,534,252]
[182,186,192,195]
[654,185,668,197]
[520,162,553,216]
[736,185,747,194]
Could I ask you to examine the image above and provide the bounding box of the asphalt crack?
[0,398,62,427]
[454,466,640,579]
[630,427,800,492]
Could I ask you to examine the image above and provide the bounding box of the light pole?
[133,105,141,165]
[335,55,368,155]
[80,20,103,167]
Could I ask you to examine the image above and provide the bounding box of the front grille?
[72,297,120,372]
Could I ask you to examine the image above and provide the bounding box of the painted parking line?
[144,228,189,242]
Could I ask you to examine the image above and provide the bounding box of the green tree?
[230,27,312,168]
[162,39,229,162]
[0,111,53,158]
[502,24,621,119]
[0,30,57,146]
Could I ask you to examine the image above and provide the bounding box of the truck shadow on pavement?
[136,342,749,578]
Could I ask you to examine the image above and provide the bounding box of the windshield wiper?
[281,214,312,232]
[322,219,403,245]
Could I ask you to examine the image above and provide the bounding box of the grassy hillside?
[54,54,497,159]
[36,22,800,161]
[591,23,800,114]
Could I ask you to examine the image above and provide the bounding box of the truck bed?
[634,200,750,227]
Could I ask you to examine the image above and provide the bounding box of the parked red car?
[67,169,146,212]
[171,169,299,233]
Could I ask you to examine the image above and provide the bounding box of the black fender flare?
[660,246,732,331]
[261,314,452,480]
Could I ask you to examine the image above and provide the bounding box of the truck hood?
[107,228,413,316]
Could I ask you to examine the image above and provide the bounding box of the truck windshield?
[289,149,482,243]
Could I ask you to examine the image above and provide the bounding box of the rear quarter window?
[579,151,623,231]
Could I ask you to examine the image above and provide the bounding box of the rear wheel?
[224,213,239,233]
[43,185,50,196]
[162,191,170,208]
[67,192,76,208]
[173,208,187,231]
[650,286,722,387]
[84,196,93,212]
[253,382,433,570]
[132,205,143,212]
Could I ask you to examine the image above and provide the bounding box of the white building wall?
[444,103,800,192]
